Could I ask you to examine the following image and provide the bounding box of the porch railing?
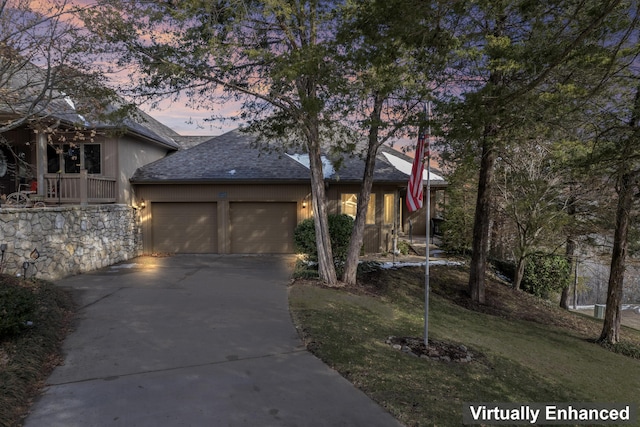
[44,171,117,204]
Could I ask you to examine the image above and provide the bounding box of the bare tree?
[0,0,116,130]
[495,141,568,290]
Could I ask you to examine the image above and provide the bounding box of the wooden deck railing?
[44,171,116,204]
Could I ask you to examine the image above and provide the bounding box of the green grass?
[0,276,74,427]
[289,265,640,427]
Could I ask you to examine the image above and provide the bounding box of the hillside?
[289,264,640,426]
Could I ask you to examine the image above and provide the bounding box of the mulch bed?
[386,336,475,362]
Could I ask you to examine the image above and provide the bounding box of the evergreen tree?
[440,0,625,303]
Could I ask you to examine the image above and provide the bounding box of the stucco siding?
[117,137,170,205]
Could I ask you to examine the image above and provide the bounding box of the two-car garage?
[148,198,300,255]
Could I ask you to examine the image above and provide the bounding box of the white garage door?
[230,202,296,253]
[152,202,217,253]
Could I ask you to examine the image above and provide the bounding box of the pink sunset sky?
[139,98,240,137]
[27,0,424,147]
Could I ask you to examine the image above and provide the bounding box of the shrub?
[294,214,354,274]
[294,217,317,260]
[0,281,37,337]
[521,253,571,299]
[328,214,354,264]
[397,240,410,255]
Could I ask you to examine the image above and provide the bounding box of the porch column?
[80,169,88,206]
[36,132,47,195]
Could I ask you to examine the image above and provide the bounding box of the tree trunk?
[513,255,526,291]
[342,94,384,286]
[468,136,497,304]
[560,237,576,310]
[561,192,577,310]
[342,142,378,285]
[599,85,640,344]
[307,134,338,286]
[599,172,633,344]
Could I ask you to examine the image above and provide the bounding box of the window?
[384,193,395,224]
[46,145,60,174]
[341,193,358,218]
[341,193,376,224]
[367,194,376,224]
[47,144,101,174]
[64,145,80,173]
[84,144,101,174]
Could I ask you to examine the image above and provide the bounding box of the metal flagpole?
[424,102,431,347]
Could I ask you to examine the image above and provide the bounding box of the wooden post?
[80,169,88,206]
[36,132,47,196]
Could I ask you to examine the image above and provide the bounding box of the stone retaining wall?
[0,205,142,280]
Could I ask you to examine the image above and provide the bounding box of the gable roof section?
[379,146,445,182]
[110,109,181,150]
[48,100,181,151]
[131,129,447,186]
[0,60,180,150]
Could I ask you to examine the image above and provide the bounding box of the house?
[0,107,181,206]
[131,129,447,255]
[0,57,183,206]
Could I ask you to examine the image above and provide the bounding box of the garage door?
[230,202,296,253]
[152,202,217,253]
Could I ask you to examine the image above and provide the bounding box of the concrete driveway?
[24,255,402,427]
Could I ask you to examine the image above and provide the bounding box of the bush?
[521,253,571,299]
[294,217,317,260]
[0,282,37,337]
[397,240,410,255]
[294,214,354,274]
[328,214,354,264]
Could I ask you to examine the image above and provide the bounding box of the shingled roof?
[130,129,447,185]
[0,60,180,150]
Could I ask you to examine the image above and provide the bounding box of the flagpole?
[424,102,431,347]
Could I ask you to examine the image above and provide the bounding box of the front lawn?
[289,265,640,426]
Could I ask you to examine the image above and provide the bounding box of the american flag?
[406,132,427,213]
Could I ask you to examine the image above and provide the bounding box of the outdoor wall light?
[139,199,146,209]
[302,193,311,209]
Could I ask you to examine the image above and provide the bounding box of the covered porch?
[0,126,118,206]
